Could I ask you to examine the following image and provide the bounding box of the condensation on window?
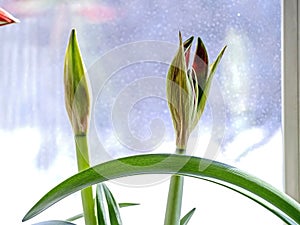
[0,1,282,225]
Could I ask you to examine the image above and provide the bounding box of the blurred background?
[0,0,283,224]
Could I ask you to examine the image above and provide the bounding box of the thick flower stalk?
[164,32,226,225]
[64,29,96,225]
[0,7,19,26]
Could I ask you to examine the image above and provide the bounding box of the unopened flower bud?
[167,32,226,150]
[166,32,194,149]
[64,29,91,135]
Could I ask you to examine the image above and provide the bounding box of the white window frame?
[282,0,300,202]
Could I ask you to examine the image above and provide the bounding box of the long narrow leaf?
[119,203,140,208]
[96,184,108,225]
[66,213,83,222]
[102,183,123,225]
[23,154,300,225]
[180,208,196,225]
[96,183,123,225]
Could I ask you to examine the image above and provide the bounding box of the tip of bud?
[69,28,78,46]
[184,36,194,49]
[71,28,76,36]
[178,31,183,46]
[0,8,20,26]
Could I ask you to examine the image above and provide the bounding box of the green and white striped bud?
[64,29,91,135]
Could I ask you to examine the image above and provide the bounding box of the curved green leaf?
[23,154,300,225]
[33,220,76,225]
[180,208,196,225]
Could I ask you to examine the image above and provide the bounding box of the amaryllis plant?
[0,7,19,26]
[164,32,226,225]
[21,29,300,225]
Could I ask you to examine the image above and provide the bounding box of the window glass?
[0,0,282,224]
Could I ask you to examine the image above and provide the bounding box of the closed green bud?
[64,29,91,135]
[166,32,194,149]
[167,32,226,150]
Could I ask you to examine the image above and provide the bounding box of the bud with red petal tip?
[0,8,19,26]
[167,32,226,150]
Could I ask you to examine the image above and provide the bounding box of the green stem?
[164,148,185,225]
[75,134,97,225]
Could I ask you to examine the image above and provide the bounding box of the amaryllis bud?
[0,8,19,26]
[166,32,195,149]
[64,29,91,135]
[167,32,226,150]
